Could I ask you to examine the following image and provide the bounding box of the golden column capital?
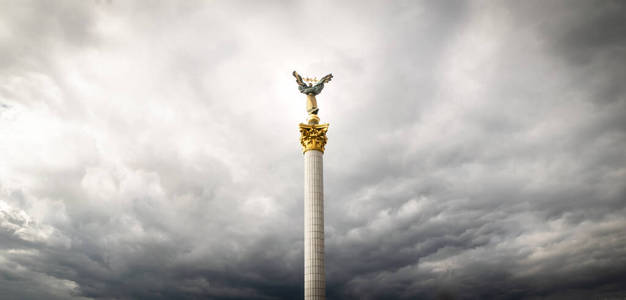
[299,123,329,153]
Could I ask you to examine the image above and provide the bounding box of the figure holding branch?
[293,71,333,116]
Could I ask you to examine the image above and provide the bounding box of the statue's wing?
[319,73,333,84]
[293,71,306,87]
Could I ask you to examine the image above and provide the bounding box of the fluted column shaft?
[304,149,325,300]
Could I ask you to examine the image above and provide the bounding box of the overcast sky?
[1,1,625,299]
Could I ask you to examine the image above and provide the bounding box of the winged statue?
[293,71,333,115]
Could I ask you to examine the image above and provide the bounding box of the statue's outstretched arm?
[317,73,333,85]
[293,71,307,88]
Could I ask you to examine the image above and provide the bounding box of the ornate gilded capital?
[299,123,329,153]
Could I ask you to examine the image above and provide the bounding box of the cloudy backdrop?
[1,1,625,299]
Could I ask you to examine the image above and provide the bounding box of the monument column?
[300,121,328,300]
[292,70,333,300]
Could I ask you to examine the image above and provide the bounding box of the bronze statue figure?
[293,71,333,115]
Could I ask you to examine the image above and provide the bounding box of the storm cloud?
[1,1,625,299]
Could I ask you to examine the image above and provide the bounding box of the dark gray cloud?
[1,1,625,299]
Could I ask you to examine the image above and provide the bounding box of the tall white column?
[304,150,324,300]
[299,123,329,300]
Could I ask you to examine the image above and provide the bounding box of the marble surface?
[304,150,325,300]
